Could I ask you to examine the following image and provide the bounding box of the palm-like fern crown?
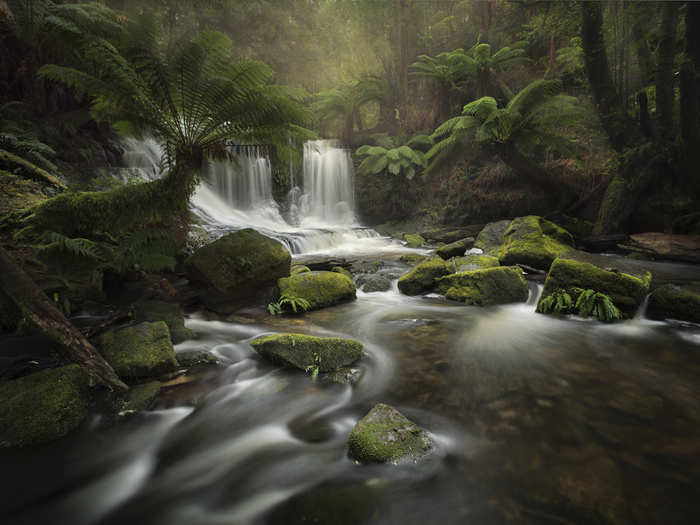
[312,77,387,126]
[409,49,476,87]
[467,42,528,72]
[38,16,314,170]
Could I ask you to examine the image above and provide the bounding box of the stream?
[1,141,700,524]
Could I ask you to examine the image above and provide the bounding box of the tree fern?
[356,140,426,180]
[37,231,102,259]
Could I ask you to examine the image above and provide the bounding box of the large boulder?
[348,403,433,463]
[435,266,528,305]
[277,271,356,311]
[498,216,575,270]
[250,333,363,372]
[186,228,291,311]
[0,365,90,447]
[360,274,392,293]
[403,233,425,248]
[133,300,195,344]
[474,220,511,256]
[647,284,700,323]
[436,237,475,260]
[539,251,652,316]
[100,321,178,378]
[619,232,700,264]
[397,257,449,295]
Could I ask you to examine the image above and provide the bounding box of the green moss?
[540,257,651,316]
[100,321,178,378]
[176,350,220,367]
[448,254,500,272]
[647,285,700,323]
[291,265,311,275]
[348,403,433,463]
[397,256,449,295]
[435,266,528,305]
[332,266,353,280]
[250,333,363,372]
[0,170,47,216]
[403,233,425,248]
[121,381,161,412]
[399,254,428,266]
[474,219,511,255]
[278,271,356,311]
[133,300,195,344]
[498,216,575,270]
[0,365,90,447]
[187,228,291,293]
[435,237,474,260]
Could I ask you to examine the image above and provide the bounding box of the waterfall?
[202,151,273,210]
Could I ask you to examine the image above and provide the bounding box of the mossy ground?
[100,321,178,378]
[435,266,528,305]
[0,364,90,447]
[250,333,363,372]
[397,257,449,295]
[277,271,356,311]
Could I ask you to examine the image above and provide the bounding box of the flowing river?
[2,142,700,525]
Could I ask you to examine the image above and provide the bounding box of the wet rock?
[647,284,700,323]
[278,271,356,311]
[620,232,700,264]
[176,350,220,367]
[421,224,484,243]
[539,251,652,316]
[331,266,353,280]
[348,403,433,463]
[186,228,290,312]
[403,233,425,248]
[473,219,511,256]
[399,253,428,266]
[322,367,362,385]
[361,274,392,293]
[397,257,449,295]
[448,254,500,272]
[121,381,161,412]
[290,265,311,275]
[435,266,528,305]
[498,215,575,271]
[100,321,179,378]
[436,237,475,259]
[0,364,90,447]
[133,300,195,344]
[250,333,363,372]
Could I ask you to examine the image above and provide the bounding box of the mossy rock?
[361,274,392,293]
[448,254,500,272]
[436,237,474,260]
[176,350,220,367]
[186,228,291,294]
[0,365,90,447]
[348,403,433,464]
[133,300,195,344]
[399,253,428,266]
[474,220,511,256]
[323,367,362,385]
[291,265,311,275]
[435,266,528,305]
[278,271,356,311]
[100,321,178,378]
[122,381,161,412]
[647,284,700,323]
[403,233,425,248]
[250,333,363,372]
[540,252,652,316]
[498,216,575,271]
[397,257,449,296]
[332,266,353,280]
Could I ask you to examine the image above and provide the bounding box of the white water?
[119,138,413,256]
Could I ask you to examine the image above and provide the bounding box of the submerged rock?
[403,233,425,248]
[0,364,90,447]
[397,257,449,295]
[133,300,195,344]
[361,274,392,293]
[322,367,362,385]
[100,321,179,378]
[176,350,220,367]
[647,284,700,323]
[539,251,652,316]
[348,403,433,463]
[250,333,363,372]
[435,266,528,305]
[474,220,511,255]
[435,237,475,260]
[277,271,356,311]
[498,215,575,270]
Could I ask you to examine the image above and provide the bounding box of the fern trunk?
[656,2,679,139]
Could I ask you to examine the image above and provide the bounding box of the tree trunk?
[656,2,679,139]
[631,3,654,86]
[0,246,127,392]
[680,2,700,194]
[496,141,559,192]
[393,0,409,133]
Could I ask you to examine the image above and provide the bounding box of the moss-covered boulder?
[436,237,475,260]
[186,228,291,310]
[399,253,428,266]
[498,216,575,270]
[361,274,392,293]
[540,252,652,316]
[250,333,363,372]
[0,365,90,447]
[176,350,220,367]
[397,257,449,296]
[474,220,511,255]
[448,254,500,272]
[134,300,195,344]
[348,403,433,464]
[121,381,161,412]
[435,266,528,305]
[100,321,178,378]
[291,265,311,275]
[647,284,700,323]
[332,266,353,280]
[403,233,425,248]
[277,271,356,311]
